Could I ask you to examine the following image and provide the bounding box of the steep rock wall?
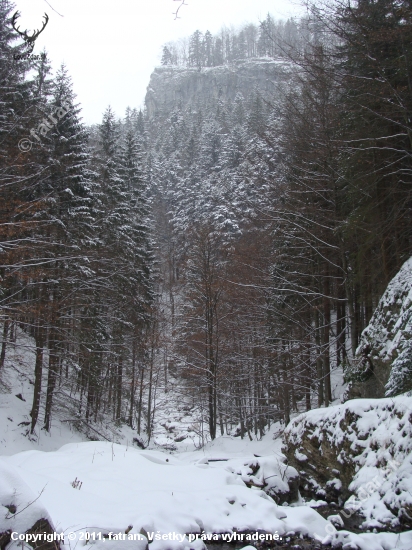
[349,256,412,399]
[145,58,290,117]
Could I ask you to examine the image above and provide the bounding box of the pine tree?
[203,31,214,67]
[189,30,204,69]
[161,46,174,66]
[213,37,224,66]
[32,50,53,99]
[0,0,53,399]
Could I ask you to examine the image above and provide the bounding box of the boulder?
[283,395,412,531]
[233,456,300,504]
[0,461,61,549]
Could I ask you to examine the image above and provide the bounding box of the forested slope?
[0,0,155,442]
[145,0,412,440]
[1,0,412,447]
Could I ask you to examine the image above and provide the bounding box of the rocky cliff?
[145,58,290,117]
[283,395,412,532]
[349,256,412,399]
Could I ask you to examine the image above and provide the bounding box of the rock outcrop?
[348,256,412,399]
[283,395,412,531]
[145,58,290,118]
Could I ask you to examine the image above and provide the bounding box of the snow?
[0,340,88,456]
[285,394,412,531]
[354,255,412,396]
[1,425,412,550]
[295,450,308,462]
[326,479,342,491]
[0,460,54,536]
[0,328,205,456]
[2,332,412,550]
[332,529,412,550]
[1,440,322,547]
[179,424,284,460]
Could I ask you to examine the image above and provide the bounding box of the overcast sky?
[14,0,304,124]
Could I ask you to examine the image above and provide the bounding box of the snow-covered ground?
[2,436,412,550]
[2,331,412,550]
[0,440,317,546]
[0,329,206,456]
[0,340,88,456]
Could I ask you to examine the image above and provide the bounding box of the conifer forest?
[1,0,412,445]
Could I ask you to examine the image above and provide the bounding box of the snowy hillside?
[2,337,412,550]
[0,332,88,456]
[4,328,412,550]
[0,327,208,456]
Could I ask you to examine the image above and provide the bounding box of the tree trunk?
[31,325,44,434]
[0,319,10,372]
[137,363,145,435]
[146,347,154,442]
[323,276,332,406]
[315,309,324,406]
[116,355,123,422]
[129,342,136,428]
[44,325,59,432]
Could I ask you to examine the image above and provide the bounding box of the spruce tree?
[39,64,96,431]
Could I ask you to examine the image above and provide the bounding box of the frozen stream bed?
[1,437,412,550]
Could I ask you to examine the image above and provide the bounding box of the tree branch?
[173,0,188,20]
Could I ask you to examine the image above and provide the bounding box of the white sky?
[14,0,304,124]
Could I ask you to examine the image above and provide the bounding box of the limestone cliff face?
[145,58,290,117]
[348,256,412,399]
[283,395,412,531]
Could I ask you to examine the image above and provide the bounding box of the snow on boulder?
[283,394,412,531]
[225,456,300,504]
[0,459,61,549]
[349,256,412,399]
